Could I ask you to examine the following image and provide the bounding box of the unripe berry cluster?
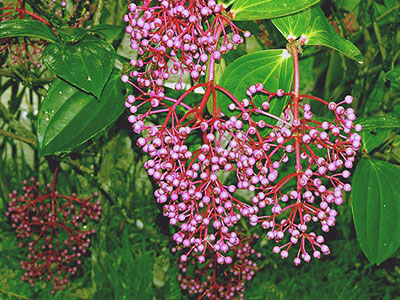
[6,174,101,294]
[123,0,250,91]
[175,234,260,299]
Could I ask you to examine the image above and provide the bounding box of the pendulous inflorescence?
[121,1,362,298]
[123,0,250,91]
[6,172,102,294]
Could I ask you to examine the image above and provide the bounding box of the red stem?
[291,44,302,173]
[15,8,51,26]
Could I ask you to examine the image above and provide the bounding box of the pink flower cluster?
[122,1,362,298]
[6,173,101,294]
[126,79,361,265]
[123,0,250,91]
[175,234,260,299]
[229,86,362,265]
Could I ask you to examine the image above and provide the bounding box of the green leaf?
[272,6,363,62]
[361,129,390,153]
[351,158,400,264]
[37,69,126,156]
[384,67,400,83]
[0,19,59,43]
[57,27,88,43]
[218,49,293,124]
[232,0,320,20]
[364,71,386,113]
[358,115,400,152]
[334,0,361,11]
[89,24,124,42]
[42,39,115,98]
[358,115,400,129]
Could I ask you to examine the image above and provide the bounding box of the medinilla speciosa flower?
[175,233,260,299]
[6,170,101,294]
[123,0,250,92]
[121,1,362,298]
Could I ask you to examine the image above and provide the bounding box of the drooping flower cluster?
[123,0,250,91]
[121,1,362,298]
[126,77,362,269]
[226,85,362,265]
[176,234,260,299]
[6,173,102,294]
[129,82,262,265]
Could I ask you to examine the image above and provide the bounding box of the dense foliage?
[0,0,399,299]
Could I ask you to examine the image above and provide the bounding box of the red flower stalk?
[6,170,102,294]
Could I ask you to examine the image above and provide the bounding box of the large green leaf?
[272,6,363,62]
[89,24,124,42]
[232,0,320,20]
[351,158,400,265]
[358,115,400,152]
[358,115,400,129]
[0,19,59,43]
[37,70,126,156]
[42,39,115,98]
[218,49,293,123]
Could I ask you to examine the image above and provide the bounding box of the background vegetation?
[0,0,399,299]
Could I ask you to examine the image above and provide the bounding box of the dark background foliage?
[0,0,399,299]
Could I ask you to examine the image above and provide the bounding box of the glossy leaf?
[56,27,88,43]
[89,24,124,42]
[0,19,59,43]
[361,128,390,153]
[351,158,400,264]
[232,0,320,20]
[272,6,363,62]
[358,115,400,129]
[358,115,400,152]
[37,70,126,156]
[42,39,115,98]
[218,49,293,123]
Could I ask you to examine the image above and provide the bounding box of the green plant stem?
[371,152,400,165]
[370,8,387,61]
[65,158,115,205]
[0,288,30,300]
[93,0,104,26]
[375,3,400,22]
[0,102,36,142]
[0,129,37,146]
[0,69,53,87]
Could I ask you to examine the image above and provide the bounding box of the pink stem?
[291,44,302,173]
